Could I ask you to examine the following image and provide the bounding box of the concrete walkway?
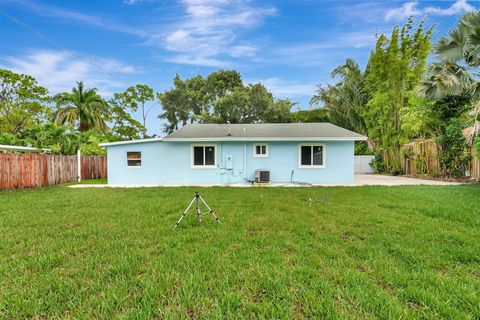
[68,174,462,188]
[353,174,461,186]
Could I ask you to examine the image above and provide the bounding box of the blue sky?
[0,0,477,135]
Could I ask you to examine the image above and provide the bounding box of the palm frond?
[417,62,472,99]
[55,107,79,126]
[435,29,469,63]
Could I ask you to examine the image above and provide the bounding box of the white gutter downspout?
[77,148,81,182]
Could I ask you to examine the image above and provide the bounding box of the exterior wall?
[106,140,354,185]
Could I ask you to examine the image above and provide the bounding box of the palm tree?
[310,58,368,135]
[55,81,109,132]
[435,12,480,66]
[418,62,471,100]
[419,11,480,144]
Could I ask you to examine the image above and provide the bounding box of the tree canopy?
[311,58,368,135]
[0,69,50,135]
[363,18,433,170]
[158,70,295,133]
[54,81,109,133]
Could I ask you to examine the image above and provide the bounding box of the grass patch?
[64,178,107,186]
[0,185,479,318]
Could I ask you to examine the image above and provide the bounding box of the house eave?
[163,136,368,142]
[99,137,163,147]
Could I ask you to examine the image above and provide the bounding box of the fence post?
[77,148,81,182]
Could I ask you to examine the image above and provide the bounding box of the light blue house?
[100,123,367,186]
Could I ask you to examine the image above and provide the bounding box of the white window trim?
[298,143,326,168]
[191,144,217,169]
[126,151,142,168]
[253,143,269,158]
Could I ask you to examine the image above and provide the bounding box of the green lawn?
[0,185,479,319]
[64,178,108,186]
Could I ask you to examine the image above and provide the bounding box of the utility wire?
[0,8,133,87]
[0,9,190,115]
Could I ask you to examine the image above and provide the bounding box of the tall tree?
[117,84,155,137]
[311,58,368,135]
[157,74,206,133]
[364,17,433,171]
[54,81,109,132]
[158,70,294,133]
[109,96,147,140]
[109,86,153,139]
[291,108,330,123]
[419,11,480,144]
[0,69,50,136]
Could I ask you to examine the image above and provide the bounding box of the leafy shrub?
[354,141,374,155]
[0,132,21,146]
[436,118,469,178]
[370,154,385,172]
[390,167,403,176]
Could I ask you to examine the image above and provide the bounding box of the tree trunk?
[79,122,89,132]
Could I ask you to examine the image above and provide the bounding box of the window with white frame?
[192,145,216,167]
[299,144,325,167]
[127,151,141,167]
[253,144,268,157]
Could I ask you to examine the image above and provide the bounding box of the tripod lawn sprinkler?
[173,192,221,229]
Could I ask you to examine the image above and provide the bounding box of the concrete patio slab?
[68,174,462,188]
[353,174,461,186]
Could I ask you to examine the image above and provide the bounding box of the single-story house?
[100,123,367,186]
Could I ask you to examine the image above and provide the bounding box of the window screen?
[300,145,324,166]
[301,146,311,165]
[192,145,216,166]
[313,146,323,165]
[205,146,215,165]
[127,152,141,167]
[254,144,268,156]
[193,146,204,165]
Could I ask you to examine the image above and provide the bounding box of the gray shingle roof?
[164,123,366,141]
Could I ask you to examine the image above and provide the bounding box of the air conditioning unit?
[255,169,270,183]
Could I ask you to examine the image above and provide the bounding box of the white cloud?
[0,50,142,96]
[268,31,375,67]
[386,0,475,21]
[334,2,393,24]
[10,0,274,67]
[9,0,146,36]
[249,78,316,97]
[156,0,276,66]
[165,55,230,67]
[230,45,257,58]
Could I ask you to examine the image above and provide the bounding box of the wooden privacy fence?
[81,156,107,180]
[400,138,480,180]
[470,147,480,180]
[0,154,107,190]
[401,139,440,176]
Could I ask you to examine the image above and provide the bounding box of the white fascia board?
[0,144,51,152]
[99,137,163,147]
[163,136,368,142]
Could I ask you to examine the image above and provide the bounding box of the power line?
[0,9,190,115]
[0,9,134,87]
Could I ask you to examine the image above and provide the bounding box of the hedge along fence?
[0,154,107,190]
[400,138,480,179]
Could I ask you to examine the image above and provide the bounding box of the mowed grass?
[0,185,479,319]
